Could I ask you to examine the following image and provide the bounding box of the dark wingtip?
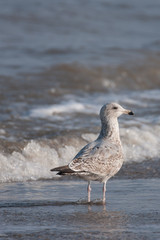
[50,165,74,175]
[50,167,59,172]
[128,111,134,115]
[50,165,67,172]
[50,168,62,175]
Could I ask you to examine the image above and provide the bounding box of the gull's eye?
[113,106,118,110]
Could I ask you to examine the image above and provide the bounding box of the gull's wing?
[69,139,123,176]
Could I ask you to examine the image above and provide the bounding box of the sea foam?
[30,100,98,118]
[0,124,159,183]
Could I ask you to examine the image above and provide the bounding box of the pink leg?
[102,182,106,204]
[87,181,91,202]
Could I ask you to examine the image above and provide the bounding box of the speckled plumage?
[68,138,123,183]
[51,102,134,203]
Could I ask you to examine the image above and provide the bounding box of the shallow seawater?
[0,179,160,240]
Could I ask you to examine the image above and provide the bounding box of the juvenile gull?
[51,102,134,203]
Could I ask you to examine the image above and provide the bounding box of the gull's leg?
[87,181,91,202]
[102,182,106,204]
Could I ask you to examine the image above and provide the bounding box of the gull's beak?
[124,109,134,115]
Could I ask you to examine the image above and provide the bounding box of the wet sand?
[0,178,160,240]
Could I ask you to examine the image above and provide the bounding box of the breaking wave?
[0,123,159,183]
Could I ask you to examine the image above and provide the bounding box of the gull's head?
[100,102,134,122]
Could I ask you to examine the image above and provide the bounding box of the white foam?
[0,140,79,183]
[0,141,57,183]
[0,123,159,183]
[121,124,160,162]
[29,89,160,123]
[30,100,98,118]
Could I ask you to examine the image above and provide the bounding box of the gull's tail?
[50,165,74,175]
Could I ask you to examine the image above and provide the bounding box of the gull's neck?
[98,117,120,142]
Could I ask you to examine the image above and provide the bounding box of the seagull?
[51,102,134,204]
